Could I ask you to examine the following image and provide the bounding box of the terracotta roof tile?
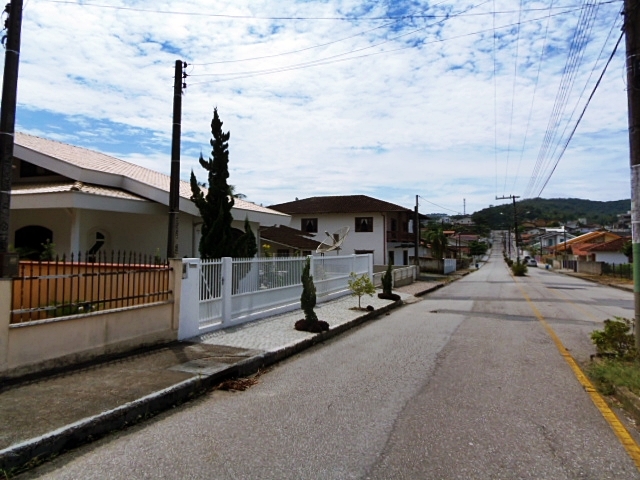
[11,181,147,201]
[15,132,286,217]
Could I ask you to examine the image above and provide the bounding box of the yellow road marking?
[514,279,640,470]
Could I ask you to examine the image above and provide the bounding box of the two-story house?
[269,195,418,266]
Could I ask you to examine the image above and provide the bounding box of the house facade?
[9,133,289,258]
[552,230,624,262]
[269,195,418,266]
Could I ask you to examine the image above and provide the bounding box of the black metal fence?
[602,262,633,280]
[11,251,172,324]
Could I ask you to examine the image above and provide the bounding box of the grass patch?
[586,359,640,396]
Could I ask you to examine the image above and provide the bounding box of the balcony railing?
[387,231,414,243]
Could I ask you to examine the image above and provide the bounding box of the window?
[355,250,374,255]
[15,225,53,260]
[302,218,318,233]
[355,217,373,232]
[390,219,397,232]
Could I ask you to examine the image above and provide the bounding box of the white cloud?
[6,0,630,214]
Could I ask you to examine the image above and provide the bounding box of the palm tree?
[425,228,448,259]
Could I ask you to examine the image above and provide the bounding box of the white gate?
[178,254,373,339]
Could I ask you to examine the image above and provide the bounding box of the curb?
[614,386,640,426]
[0,299,404,474]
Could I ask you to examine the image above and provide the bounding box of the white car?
[526,258,537,267]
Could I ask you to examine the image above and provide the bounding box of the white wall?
[595,251,629,264]
[290,213,386,264]
[10,208,200,258]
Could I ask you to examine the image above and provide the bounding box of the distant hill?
[472,198,630,229]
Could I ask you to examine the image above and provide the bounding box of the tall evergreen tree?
[190,108,256,259]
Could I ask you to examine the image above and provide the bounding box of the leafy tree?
[348,272,376,309]
[469,240,488,257]
[190,108,256,259]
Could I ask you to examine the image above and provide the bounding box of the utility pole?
[496,195,520,262]
[414,194,419,269]
[167,60,186,260]
[624,0,640,348]
[0,0,22,278]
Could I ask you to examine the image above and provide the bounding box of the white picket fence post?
[221,257,233,326]
[178,258,201,340]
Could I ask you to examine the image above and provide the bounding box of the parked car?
[526,258,537,267]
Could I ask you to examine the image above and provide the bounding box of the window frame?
[355,217,374,233]
[301,218,318,234]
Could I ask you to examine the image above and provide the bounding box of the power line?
[188,8,583,85]
[535,28,624,197]
[418,196,463,215]
[510,0,557,194]
[38,0,611,21]
[191,0,453,66]
[524,0,599,198]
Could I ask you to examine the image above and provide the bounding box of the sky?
[6,0,631,216]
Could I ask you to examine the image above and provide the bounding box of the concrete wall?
[577,261,603,275]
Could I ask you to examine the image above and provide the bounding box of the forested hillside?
[471,198,630,230]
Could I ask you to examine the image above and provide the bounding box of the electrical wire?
[535,29,624,197]
[502,0,525,196]
[419,196,463,215]
[38,0,613,21]
[524,0,599,198]
[510,0,556,195]
[188,8,582,86]
[191,0,452,66]
[188,1,491,78]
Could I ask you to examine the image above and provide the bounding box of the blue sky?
[8,0,629,215]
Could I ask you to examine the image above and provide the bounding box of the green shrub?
[381,263,393,296]
[591,317,637,360]
[511,260,527,276]
[300,257,318,322]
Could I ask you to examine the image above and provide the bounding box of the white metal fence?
[179,254,373,339]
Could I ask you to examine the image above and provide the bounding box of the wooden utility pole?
[624,0,640,348]
[167,60,186,260]
[0,0,22,277]
[414,195,419,269]
[496,195,520,261]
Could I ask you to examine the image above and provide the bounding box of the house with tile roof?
[259,225,321,257]
[268,195,420,265]
[552,230,625,262]
[9,133,289,258]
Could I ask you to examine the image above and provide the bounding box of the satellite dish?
[316,226,350,255]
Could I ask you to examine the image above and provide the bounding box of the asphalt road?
[20,238,640,479]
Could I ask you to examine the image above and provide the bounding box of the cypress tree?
[190,108,256,259]
[300,257,318,322]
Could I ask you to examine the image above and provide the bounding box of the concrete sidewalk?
[0,277,452,474]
